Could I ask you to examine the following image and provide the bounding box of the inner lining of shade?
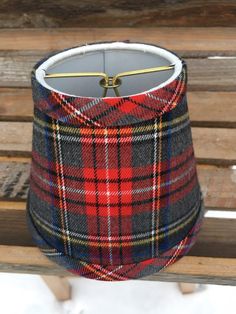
[35,42,182,99]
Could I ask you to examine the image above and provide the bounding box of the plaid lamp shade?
[26,41,205,281]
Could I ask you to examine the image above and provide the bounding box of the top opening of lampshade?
[35,41,183,99]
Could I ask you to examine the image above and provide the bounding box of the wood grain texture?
[0,122,235,165]
[197,165,236,210]
[0,1,236,28]
[0,245,235,285]
[191,127,236,165]
[187,92,236,128]
[142,256,236,285]
[0,156,31,163]
[1,52,236,91]
[0,208,32,246]
[0,204,235,259]
[0,122,32,156]
[0,201,25,210]
[186,59,236,91]
[0,88,33,122]
[1,28,236,56]
[1,164,236,210]
[1,89,236,128]
[0,162,30,199]
[41,275,71,301]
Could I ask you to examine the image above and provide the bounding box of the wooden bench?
[0,18,236,300]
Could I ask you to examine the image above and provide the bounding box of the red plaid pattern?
[26,41,205,281]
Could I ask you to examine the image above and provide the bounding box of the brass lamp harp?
[44,64,175,97]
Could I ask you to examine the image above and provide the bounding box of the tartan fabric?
[26,41,205,281]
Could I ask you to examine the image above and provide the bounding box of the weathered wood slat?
[1,88,236,128]
[0,201,25,210]
[0,122,32,156]
[0,122,235,165]
[0,156,31,163]
[188,92,236,128]
[0,52,236,91]
[1,28,236,55]
[0,206,32,246]
[1,2,236,28]
[0,246,235,285]
[0,201,235,259]
[0,88,33,122]
[197,165,236,210]
[1,163,236,209]
[0,245,68,275]
[187,59,236,91]
[0,51,37,88]
[143,256,236,285]
[41,275,71,301]
[192,128,236,165]
[0,163,30,199]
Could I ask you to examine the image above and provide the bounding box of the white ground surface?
[0,273,235,314]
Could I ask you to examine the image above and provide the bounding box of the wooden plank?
[1,2,236,28]
[41,275,71,301]
[192,128,236,165]
[0,122,235,164]
[0,122,32,157]
[0,245,69,275]
[0,88,33,122]
[143,256,236,285]
[1,164,236,209]
[0,162,30,199]
[178,283,199,294]
[0,245,235,285]
[187,217,236,258]
[0,206,32,246]
[0,201,25,210]
[197,165,236,210]
[0,199,236,259]
[0,52,236,90]
[0,156,31,163]
[1,28,236,55]
[1,89,236,128]
[186,58,236,91]
[0,51,37,88]
[188,92,236,128]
